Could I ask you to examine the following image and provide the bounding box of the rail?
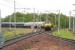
[0,30,44,49]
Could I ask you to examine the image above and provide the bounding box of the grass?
[2,27,35,41]
[52,29,75,40]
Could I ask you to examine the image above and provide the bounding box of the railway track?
[0,30,45,50]
[0,30,75,50]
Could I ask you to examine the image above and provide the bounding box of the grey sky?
[0,0,75,18]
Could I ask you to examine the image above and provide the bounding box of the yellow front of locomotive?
[41,23,55,31]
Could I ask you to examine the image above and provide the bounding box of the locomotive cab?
[41,23,55,31]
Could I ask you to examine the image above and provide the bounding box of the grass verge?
[52,29,75,40]
[2,28,35,41]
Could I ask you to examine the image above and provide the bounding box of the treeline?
[2,12,75,28]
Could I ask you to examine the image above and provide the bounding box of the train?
[1,22,55,31]
[1,22,44,28]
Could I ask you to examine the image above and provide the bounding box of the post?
[0,10,4,47]
[39,11,42,30]
[55,14,56,25]
[39,12,41,22]
[72,4,75,32]
[14,0,16,36]
[9,12,12,30]
[58,10,60,32]
[73,15,75,32]
[33,8,36,22]
[23,8,25,23]
[46,11,48,23]
[23,8,26,33]
[33,8,36,32]
[69,11,71,30]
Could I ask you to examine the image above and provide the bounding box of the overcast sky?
[0,0,75,18]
